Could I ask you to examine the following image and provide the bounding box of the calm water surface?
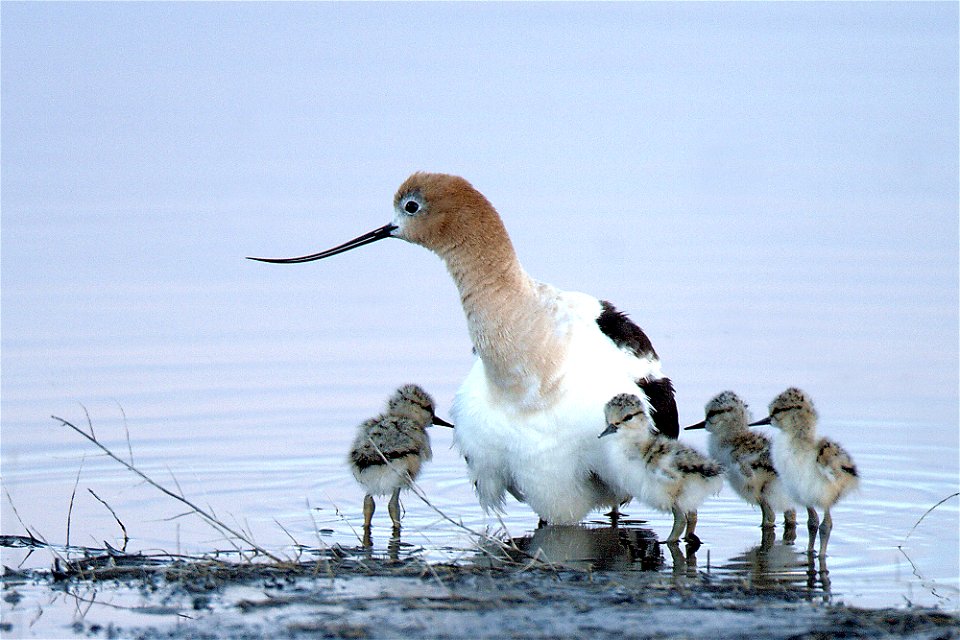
[3,207,958,618]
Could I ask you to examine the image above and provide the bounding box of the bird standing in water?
[750,388,858,556]
[348,384,452,543]
[251,173,679,525]
[601,393,722,544]
[685,391,797,531]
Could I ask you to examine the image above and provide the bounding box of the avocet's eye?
[397,191,425,216]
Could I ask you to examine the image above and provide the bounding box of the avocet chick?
[750,388,858,556]
[348,384,453,537]
[601,394,723,544]
[685,391,797,530]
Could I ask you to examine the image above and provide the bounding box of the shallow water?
[3,205,959,638]
[2,269,957,617]
[2,3,959,637]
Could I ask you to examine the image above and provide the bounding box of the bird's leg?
[363,494,376,527]
[759,499,776,529]
[806,507,819,553]
[818,508,833,558]
[782,509,798,544]
[784,509,797,527]
[684,510,701,545]
[388,487,402,532]
[665,505,685,543]
[760,525,776,549]
[362,494,375,547]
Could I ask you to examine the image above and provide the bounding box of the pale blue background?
[4,2,956,422]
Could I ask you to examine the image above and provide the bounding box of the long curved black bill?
[748,416,772,427]
[432,415,455,428]
[683,420,706,431]
[247,223,398,264]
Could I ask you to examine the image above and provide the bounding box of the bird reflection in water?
[665,541,701,582]
[474,523,664,572]
[719,529,832,602]
[356,531,407,563]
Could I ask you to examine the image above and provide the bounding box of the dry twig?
[66,456,85,552]
[364,439,542,567]
[115,400,135,466]
[902,492,959,543]
[51,414,283,563]
[88,488,129,552]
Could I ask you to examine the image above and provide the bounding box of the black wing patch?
[677,459,722,477]
[750,459,777,474]
[639,377,679,440]
[595,301,678,439]
[351,447,420,471]
[596,301,658,360]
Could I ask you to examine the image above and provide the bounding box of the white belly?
[771,434,828,509]
[352,454,421,497]
[452,324,661,525]
[711,440,795,513]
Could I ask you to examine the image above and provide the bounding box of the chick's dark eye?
[404,200,419,214]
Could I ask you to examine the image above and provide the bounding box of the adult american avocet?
[749,388,859,556]
[601,394,721,543]
[250,173,679,525]
[685,391,797,530]
[348,384,453,540]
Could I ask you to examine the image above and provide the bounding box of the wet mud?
[2,531,957,640]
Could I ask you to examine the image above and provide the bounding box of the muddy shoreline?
[2,540,957,640]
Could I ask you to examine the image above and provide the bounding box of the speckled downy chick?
[685,391,797,529]
[601,394,723,544]
[750,388,858,556]
[348,385,453,534]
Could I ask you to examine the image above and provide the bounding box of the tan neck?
[435,225,567,402]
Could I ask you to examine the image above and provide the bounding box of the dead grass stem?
[51,414,283,563]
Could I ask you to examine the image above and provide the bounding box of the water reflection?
[665,541,701,582]
[461,521,835,603]
[469,524,664,572]
[516,525,664,571]
[352,530,407,562]
[361,517,401,551]
[718,529,832,602]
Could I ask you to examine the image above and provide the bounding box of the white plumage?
[751,387,859,556]
[601,393,723,543]
[253,173,680,526]
[347,384,451,540]
[685,391,796,529]
[452,290,662,524]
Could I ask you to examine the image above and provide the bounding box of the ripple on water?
[3,414,957,612]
